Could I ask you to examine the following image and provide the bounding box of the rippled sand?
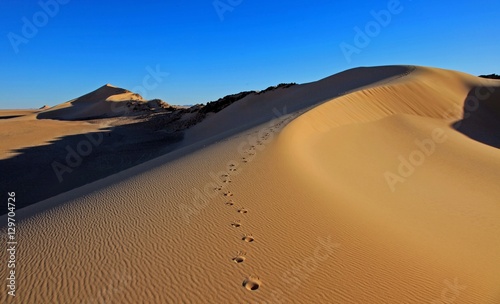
[1,66,499,303]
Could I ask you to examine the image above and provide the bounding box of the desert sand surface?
[0,109,40,119]
[0,84,163,160]
[1,65,499,303]
[0,85,189,211]
[0,116,102,160]
[36,84,152,120]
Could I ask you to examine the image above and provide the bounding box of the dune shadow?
[0,115,24,119]
[453,85,500,148]
[0,118,184,215]
[0,66,420,216]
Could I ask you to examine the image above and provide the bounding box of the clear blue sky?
[1,0,499,108]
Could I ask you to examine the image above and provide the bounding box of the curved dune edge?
[278,66,500,303]
[1,66,499,303]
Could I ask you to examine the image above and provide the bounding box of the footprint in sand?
[232,251,246,264]
[242,276,261,291]
[214,186,222,191]
[242,234,254,243]
[231,220,242,228]
[224,191,234,197]
[237,208,248,214]
[225,200,235,206]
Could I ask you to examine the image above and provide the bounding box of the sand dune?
[1,66,499,303]
[37,84,153,120]
[0,84,145,158]
[185,65,412,143]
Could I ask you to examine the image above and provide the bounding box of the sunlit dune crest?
[1,65,499,303]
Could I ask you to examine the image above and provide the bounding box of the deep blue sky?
[1,0,499,108]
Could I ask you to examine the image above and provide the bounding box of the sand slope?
[1,66,499,303]
[0,109,40,119]
[278,67,500,303]
[0,116,102,160]
[36,84,147,120]
[0,84,143,159]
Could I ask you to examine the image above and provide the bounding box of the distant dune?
[1,66,499,303]
[0,84,187,210]
[36,84,169,120]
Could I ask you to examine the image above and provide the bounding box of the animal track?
[231,221,242,228]
[232,252,246,264]
[214,186,222,191]
[224,191,234,197]
[242,234,254,243]
[237,208,248,214]
[242,276,261,291]
[225,200,234,206]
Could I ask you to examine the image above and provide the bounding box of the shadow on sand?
[0,119,184,215]
[453,85,500,149]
